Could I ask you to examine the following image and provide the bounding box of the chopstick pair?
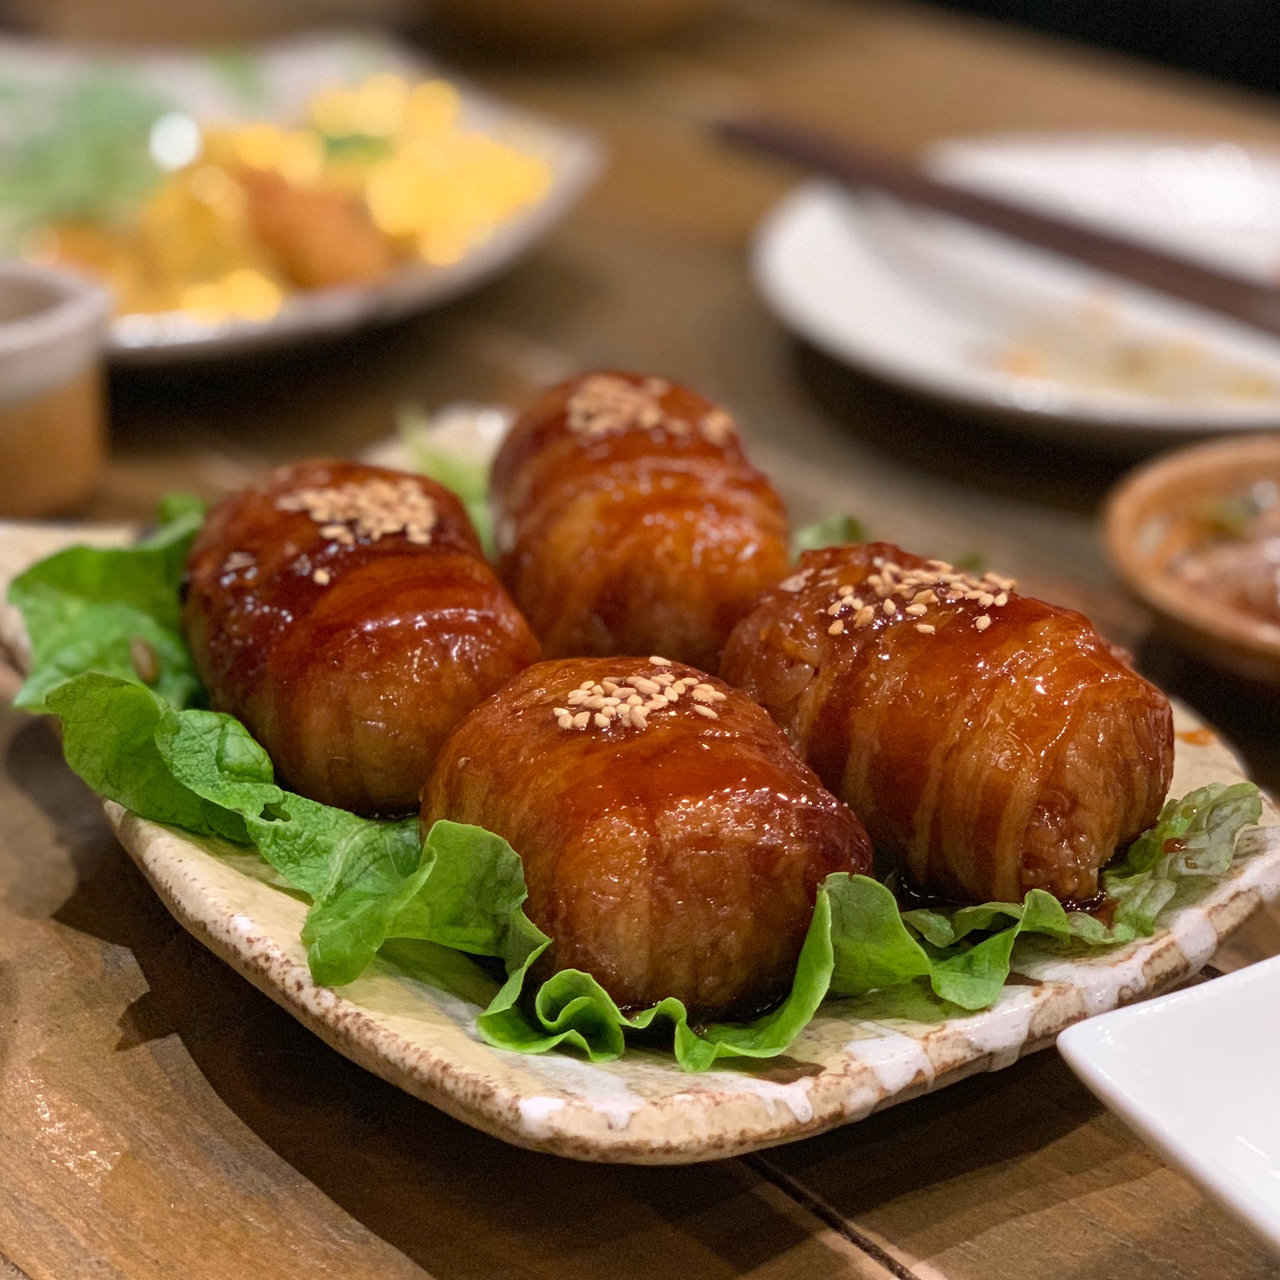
[718,116,1280,340]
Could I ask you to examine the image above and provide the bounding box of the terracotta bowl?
[1104,433,1280,683]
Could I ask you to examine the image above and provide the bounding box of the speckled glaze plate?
[0,33,601,364]
[3,522,1279,1164]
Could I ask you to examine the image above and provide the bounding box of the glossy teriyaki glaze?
[721,542,1174,904]
[182,459,540,814]
[423,656,873,1020]
[490,372,791,672]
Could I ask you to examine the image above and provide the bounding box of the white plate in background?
[0,32,601,364]
[1059,955,1280,1254]
[753,134,1280,443]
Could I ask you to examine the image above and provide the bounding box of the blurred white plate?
[1059,954,1280,1254]
[0,32,601,365]
[753,134,1280,443]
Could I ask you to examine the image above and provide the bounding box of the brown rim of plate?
[1103,431,1280,681]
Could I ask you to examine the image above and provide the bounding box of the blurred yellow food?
[26,73,554,324]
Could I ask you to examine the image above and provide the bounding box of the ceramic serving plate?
[0,32,600,364]
[3,521,1279,1164]
[753,134,1280,444]
[1059,953,1280,1254]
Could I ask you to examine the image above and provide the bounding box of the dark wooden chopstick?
[719,116,1280,340]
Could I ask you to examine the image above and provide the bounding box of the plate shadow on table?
[786,341,1189,514]
[6,721,852,1279]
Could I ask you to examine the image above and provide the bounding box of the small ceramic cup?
[0,262,112,518]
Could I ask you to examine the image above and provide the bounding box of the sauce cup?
[0,262,111,518]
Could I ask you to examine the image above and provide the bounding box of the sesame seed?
[837,584,855,597]
[778,573,809,593]
[278,477,438,546]
[827,602,843,616]
[827,619,844,635]
[553,666,732,734]
[977,592,995,608]
[916,623,935,634]
[995,592,1009,607]
[975,615,992,632]
[649,655,672,666]
[130,636,159,685]
[221,551,255,573]
[905,603,928,617]
[883,599,897,616]
[855,605,875,628]
[312,568,331,585]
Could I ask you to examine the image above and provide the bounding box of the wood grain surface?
[5,0,1280,1274]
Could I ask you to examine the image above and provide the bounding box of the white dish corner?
[1059,953,1280,1254]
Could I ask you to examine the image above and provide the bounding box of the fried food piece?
[721,542,1174,904]
[423,656,873,1019]
[240,168,398,289]
[490,372,791,672]
[182,460,540,814]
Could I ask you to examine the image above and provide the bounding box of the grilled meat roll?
[423,655,873,1020]
[182,459,540,814]
[721,542,1174,904]
[490,372,791,672]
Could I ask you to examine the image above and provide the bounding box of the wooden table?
[5,1,1280,1275]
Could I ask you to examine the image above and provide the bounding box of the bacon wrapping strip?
[721,542,1175,905]
[181,460,540,815]
[490,371,791,672]
[423,656,873,1021]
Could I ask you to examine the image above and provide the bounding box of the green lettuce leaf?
[793,513,868,554]
[9,501,204,711]
[1104,782,1263,933]
[398,406,497,555]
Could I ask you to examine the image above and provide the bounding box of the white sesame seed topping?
[277,476,438,546]
[883,599,897,616]
[828,620,845,635]
[312,568,331,585]
[553,667,733,734]
[221,551,255,573]
[916,623,935,634]
[649,655,672,666]
[975,615,992,632]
